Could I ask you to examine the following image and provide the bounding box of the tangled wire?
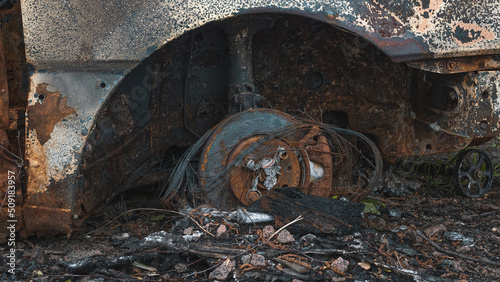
[159,120,382,207]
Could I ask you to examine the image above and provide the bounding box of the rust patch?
[0,30,8,129]
[367,0,407,38]
[452,22,496,46]
[27,83,76,145]
[408,55,500,74]
[22,205,72,237]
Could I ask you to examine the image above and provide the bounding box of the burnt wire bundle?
[160,121,382,206]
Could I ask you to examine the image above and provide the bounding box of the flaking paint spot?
[411,0,444,34]
[27,83,76,145]
[452,22,496,46]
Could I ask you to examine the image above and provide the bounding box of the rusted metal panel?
[21,0,500,73]
[22,205,72,237]
[23,72,123,236]
[408,55,500,74]
[27,83,76,145]
[0,25,23,243]
[0,39,8,130]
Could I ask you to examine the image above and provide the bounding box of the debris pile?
[3,184,499,281]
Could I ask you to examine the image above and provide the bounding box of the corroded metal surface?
[198,109,298,209]
[21,0,500,72]
[253,16,500,158]
[27,84,76,145]
[22,205,72,237]
[226,137,303,205]
[0,3,25,243]
[23,72,123,237]
[408,55,500,74]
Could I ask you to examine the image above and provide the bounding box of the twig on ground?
[301,249,365,255]
[470,209,500,218]
[416,230,500,266]
[82,208,214,237]
[266,215,303,242]
[363,258,424,278]
[187,215,215,237]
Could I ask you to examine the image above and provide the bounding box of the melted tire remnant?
[247,187,364,236]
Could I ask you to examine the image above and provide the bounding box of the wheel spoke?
[476,153,484,166]
[458,171,471,179]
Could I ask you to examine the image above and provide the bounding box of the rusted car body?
[1,0,500,240]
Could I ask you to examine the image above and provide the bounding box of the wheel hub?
[197,109,382,209]
[226,136,308,205]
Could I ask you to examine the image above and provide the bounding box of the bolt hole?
[280,151,288,159]
[38,94,45,100]
[482,91,490,99]
[100,82,107,88]
[281,184,289,188]
[287,165,292,171]
[425,144,432,152]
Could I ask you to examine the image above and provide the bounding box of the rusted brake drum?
[198,109,337,209]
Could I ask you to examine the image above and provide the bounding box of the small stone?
[262,225,275,240]
[175,263,188,273]
[209,259,235,280]
[330,257,349,273]
[250,254,267,267]
[183,227,193,235]
[216,224,227,238]
[444,231,465,241]
[277,229,295,243]
[112,232,130,241]
[370,217,387,230]
[424,224,447,238]
[390,225,407,233]
[456,246,470,253]
[408,230,423,243]
[439,259,455,270]
[389,209,402,218]
[395,244,417,256]
[240,254,252,264]
[444,232,474,247]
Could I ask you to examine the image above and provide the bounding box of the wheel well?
[78,13,411,216]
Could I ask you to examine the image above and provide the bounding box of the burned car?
[1,0,500,241]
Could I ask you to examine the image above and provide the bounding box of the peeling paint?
[411,0,444,34]
[452,22,496,46]
[22,0,500,71]
[27,83,76,145]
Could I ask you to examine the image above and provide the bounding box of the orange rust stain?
[27,83,76,145]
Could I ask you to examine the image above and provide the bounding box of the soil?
[1,157,499,281]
